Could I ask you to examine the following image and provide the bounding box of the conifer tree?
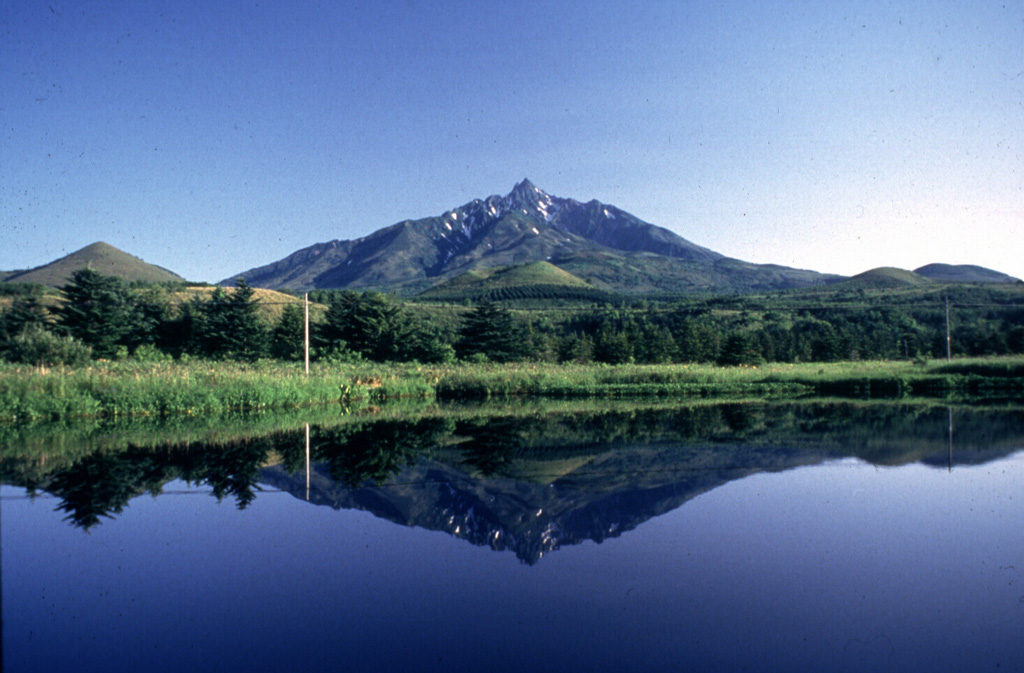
[197,279,268,360]
[456,301,526,362]
[271,303,305,360]
[318,291,413,361]
[56,269,133,359]
[222,279,268,360]
[0,295,53,343]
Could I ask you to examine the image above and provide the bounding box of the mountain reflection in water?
[5,400,1024,673]
[5,402,1024,563]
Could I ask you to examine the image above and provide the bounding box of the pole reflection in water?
[949,406,954,472]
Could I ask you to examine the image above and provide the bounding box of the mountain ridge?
[914,263,1020,284]
[222,179,828,295]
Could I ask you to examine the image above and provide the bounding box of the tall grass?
[0,360,350,423]
[2,355,1022,424]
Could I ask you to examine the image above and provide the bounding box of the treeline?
[0,270,456,366]
[551,304,1024,365]
[1,269,1022,367]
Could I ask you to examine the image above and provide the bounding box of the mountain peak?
[223,181,833,294]
[503,178,559,221]
[3,241,185,287]
[506,178,548,202]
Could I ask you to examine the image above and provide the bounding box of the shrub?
[6,325,92,366]
[132,343,174,363]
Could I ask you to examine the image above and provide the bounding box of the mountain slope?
[3,242,186,287]
[914,263,1020,284]
[419,260,611,303]
[225,179,836,295]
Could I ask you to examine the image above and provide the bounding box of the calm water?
[3,402,1024,672]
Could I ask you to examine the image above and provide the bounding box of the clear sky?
[2,0,1022,283]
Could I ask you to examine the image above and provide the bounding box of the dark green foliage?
[718,333,765,366]
[193,288,232,356]
[593,324,634,364]
[0,282,48,298]
[456,301,529,362]
[318,291,409,361]
[314,291,456,363]
[161,299,205,357]
[193,280,269,360]
[271,303,306,360]
[0,295,53,355]
[401,326,457,364]
[56,269,135,358]
[5,324,92,366]
[635,323,677,364]
[124,286,173,352]
[7,267,1019,366]
[674,319,721,363]
[557,332,595,363]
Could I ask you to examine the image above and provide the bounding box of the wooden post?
[304,293,310,375]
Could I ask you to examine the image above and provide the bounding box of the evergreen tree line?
[1,269,1022,367]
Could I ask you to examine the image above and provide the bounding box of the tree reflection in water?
[5,402,1024,535]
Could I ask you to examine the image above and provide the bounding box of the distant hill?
[829,267,934,290]
[914,263,1020,284]
[3,242,186,287]
[448,260,593,289]
[170,285,316,322]
[419,261,613,303]
[224,179,840,295]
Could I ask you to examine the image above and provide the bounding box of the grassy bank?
[429,357,1024,401]
[1,356,1023,423]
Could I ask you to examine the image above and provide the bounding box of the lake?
[3,401,1024,672]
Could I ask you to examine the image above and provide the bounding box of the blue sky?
[2,0,1022,283]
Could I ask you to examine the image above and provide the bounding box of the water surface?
[3,402,1024,672]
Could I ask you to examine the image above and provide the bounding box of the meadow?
[2,355,1022,424]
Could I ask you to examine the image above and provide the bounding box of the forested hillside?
[2,269,1022,367]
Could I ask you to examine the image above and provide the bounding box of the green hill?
[829,267,933,290]
[419,261,614,303]
[439,261,591,290]
[3,242,186,287]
